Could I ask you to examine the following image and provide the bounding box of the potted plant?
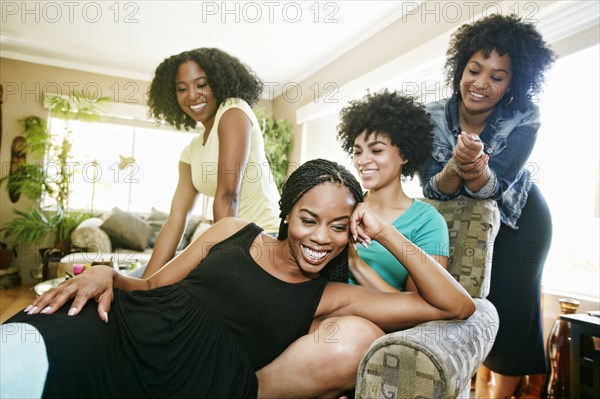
[0,91,108,252]
[254,107,293,193]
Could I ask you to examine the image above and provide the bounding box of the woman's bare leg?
[256,316,384,399]
[475,365,492,398]
[475,365,520,399]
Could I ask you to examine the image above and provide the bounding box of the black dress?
[7,223,329,398]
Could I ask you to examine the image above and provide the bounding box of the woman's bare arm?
[317,204,475,332]
[347,244,400,293]
[404,254,448,292]
[25,218,249,322]
[212,108,252,221]
[143,162,199,278]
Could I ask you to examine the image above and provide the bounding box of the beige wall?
[0,58,150,283]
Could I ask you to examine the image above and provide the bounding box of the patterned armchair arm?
[355,299,498,399]
[355,197,501,398]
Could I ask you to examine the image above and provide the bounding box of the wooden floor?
[0,284,36,323]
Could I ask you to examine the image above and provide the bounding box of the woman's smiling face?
[285,182,356,278]
[175,60,219,130]
[460,49,513,113]
[352,131,406,190]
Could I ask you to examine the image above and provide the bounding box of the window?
[47,116,199,215]
[533,44,600,298]
[301,114,354,174]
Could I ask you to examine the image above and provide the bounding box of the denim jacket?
[420,96,540,229]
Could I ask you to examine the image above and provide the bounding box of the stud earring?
[283,220,288,224]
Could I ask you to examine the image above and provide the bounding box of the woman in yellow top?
[144,48,280,278]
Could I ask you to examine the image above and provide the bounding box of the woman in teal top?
[338,89,449,291]
[350,200,449,290]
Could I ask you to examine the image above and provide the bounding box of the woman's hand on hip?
[24,265,115,323]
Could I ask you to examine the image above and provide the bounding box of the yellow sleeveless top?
[180,98,281,234]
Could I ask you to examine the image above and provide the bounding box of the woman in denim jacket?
[420,14,555,398]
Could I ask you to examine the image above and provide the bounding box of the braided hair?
[277,159,364,283]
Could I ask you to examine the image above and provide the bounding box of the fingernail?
[362,242,369,249]
[27,306,38,315]
[24,305,32,313]
[103,311,109,323]
[41,306,52,314]
[68,307,77,316]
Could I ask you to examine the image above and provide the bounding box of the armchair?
[355,197,501,399]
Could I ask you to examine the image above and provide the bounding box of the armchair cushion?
[421,197,500,298]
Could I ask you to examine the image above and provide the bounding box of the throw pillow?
[146,207,168,223]
[100,208,153,251]
[146,207,169,248]
[143,208,201,250]
[71,217,112,254]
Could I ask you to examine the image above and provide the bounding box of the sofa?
[355,197,501,399]
[59,207,211,275]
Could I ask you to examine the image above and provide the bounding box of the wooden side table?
[560,313,600,399]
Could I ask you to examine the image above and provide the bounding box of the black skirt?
[484,184,552,375]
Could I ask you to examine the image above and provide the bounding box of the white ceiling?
[1,1,409,91]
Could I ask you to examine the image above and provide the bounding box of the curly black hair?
[147,48,264,130]
[337,89,434,179]
[445,14,556,111]
[277,158,364,282]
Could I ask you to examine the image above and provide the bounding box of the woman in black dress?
[2,159,475,399]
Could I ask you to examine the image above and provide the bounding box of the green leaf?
[2,208,56,245]
[253,107,293,194]
[43,91,111,122]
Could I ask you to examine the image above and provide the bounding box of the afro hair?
[337,89,434,179]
